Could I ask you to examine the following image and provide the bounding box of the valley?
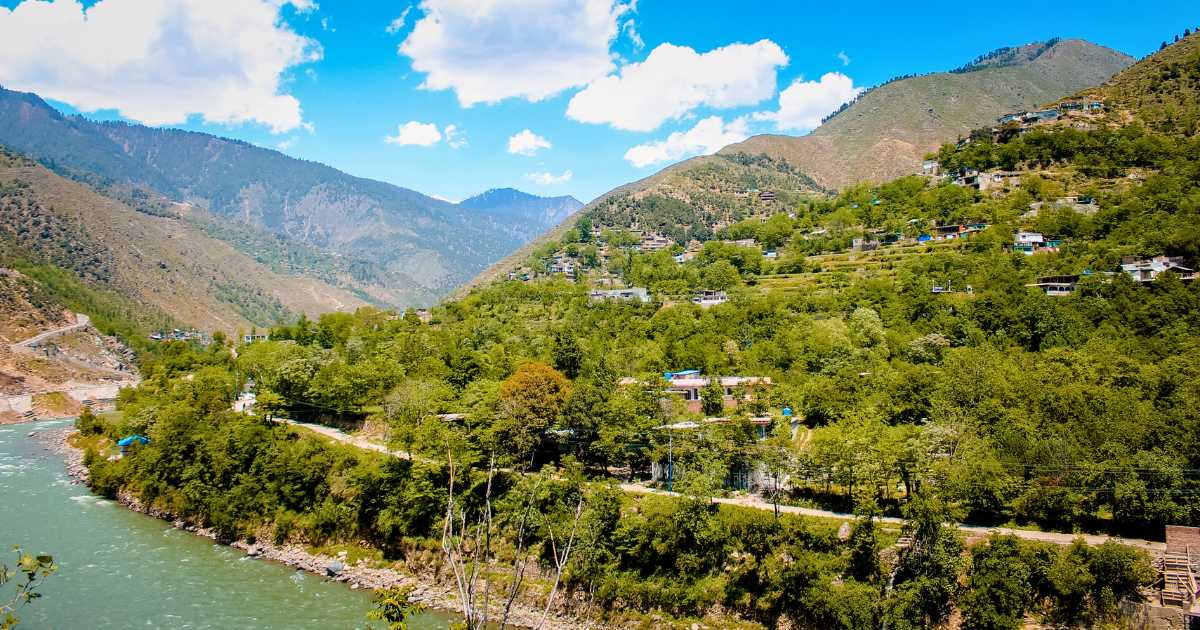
[3,16,1200,630]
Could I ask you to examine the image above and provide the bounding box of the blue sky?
[0,1,1196,204]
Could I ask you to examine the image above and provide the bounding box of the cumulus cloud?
[385,6,411,34]
[754,72,863,132]
[507,129,552,156]
[0,0,320,133]
[837,51,850,66]
[567,40,787,132]
[385,121,467,148]
[623,116,749,168]
[526,170,573,185]
[385,121,443,146]
[399,0,630,107]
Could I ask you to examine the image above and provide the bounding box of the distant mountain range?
[0,86,573,310]
[459,188,583,242]
[720,38,1134,189]
[0,148,370,330]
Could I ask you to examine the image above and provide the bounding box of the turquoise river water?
[0,419,453,629]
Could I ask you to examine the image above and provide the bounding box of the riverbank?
[31,426,594,630]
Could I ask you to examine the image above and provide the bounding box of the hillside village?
[500,86,1192,308]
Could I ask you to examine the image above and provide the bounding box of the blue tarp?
[117,435,150,447]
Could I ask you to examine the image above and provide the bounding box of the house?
[639,233,674,251]
[662,372,772,415]
[934,224,966,239]
[998,111,1026,124]
[1026,109,1060,123]
[414,309,433,324]
[550,255,577,279]
[589,287,651,303]
[1121,256,1196,283]
[692,290,728,308]
[852,237,881,251]
[758,190,777,204]
[1026,275,1080,297]
[243,333,269,344]
[921,160,940,176]
[1012,232,1060,255]
[673,250,698,264]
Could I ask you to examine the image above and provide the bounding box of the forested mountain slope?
[458,188,583,243]
[0,148,368,331]
[75,33,1200,630]
[463,39,1133,292]
[721,38,1133,189]
[0,87,533,299]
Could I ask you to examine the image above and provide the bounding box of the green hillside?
[0,87,533,299]
[79,33,1200,630]
[0,147,370,331]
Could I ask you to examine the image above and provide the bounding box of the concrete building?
[692,290,728,308]
[1121,256,1195,283]
[589,287,651,303]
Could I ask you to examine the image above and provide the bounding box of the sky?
[0,1,1196,204]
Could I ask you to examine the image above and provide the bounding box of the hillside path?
[278,418,1166,552]
[10,313,91,352]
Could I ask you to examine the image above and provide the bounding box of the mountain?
[0,147,370,331]
[455,152,828,294]
[459,188,583,242]
[1077,32,1200,135]
[460,39,1135,292]
[720,38,1135,189]
[0,86,534,303]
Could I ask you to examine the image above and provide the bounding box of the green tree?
[492,363,571,467]
[367,585,423,630]
[960,535,1031,630]
[1,546,56,630]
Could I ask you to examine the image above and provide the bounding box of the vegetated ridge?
[0,147,370,331]
[720,38,1134,189]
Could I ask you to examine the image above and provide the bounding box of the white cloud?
[384,121,466,148]
[385,6,410,34]
[567,40,787,132]
[0,0,320,133]
[507,129,552,156]
[399,0,630,107]
[385,121,442,146]
[837,51,850,66]
[623,116,749,168]
[754,72,863,132]
[621,18,643,50]
[443,124,467,149]
[277,137,297,151]
[526,170,573,185]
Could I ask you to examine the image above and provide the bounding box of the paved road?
[278,418,1166,552]
[10,313,91,352]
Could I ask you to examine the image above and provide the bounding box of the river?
[0,419,453,629]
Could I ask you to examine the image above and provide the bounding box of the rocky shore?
[31,426,587,630]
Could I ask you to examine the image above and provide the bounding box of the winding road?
[278,418,1165,552]
[10,313,91,353]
